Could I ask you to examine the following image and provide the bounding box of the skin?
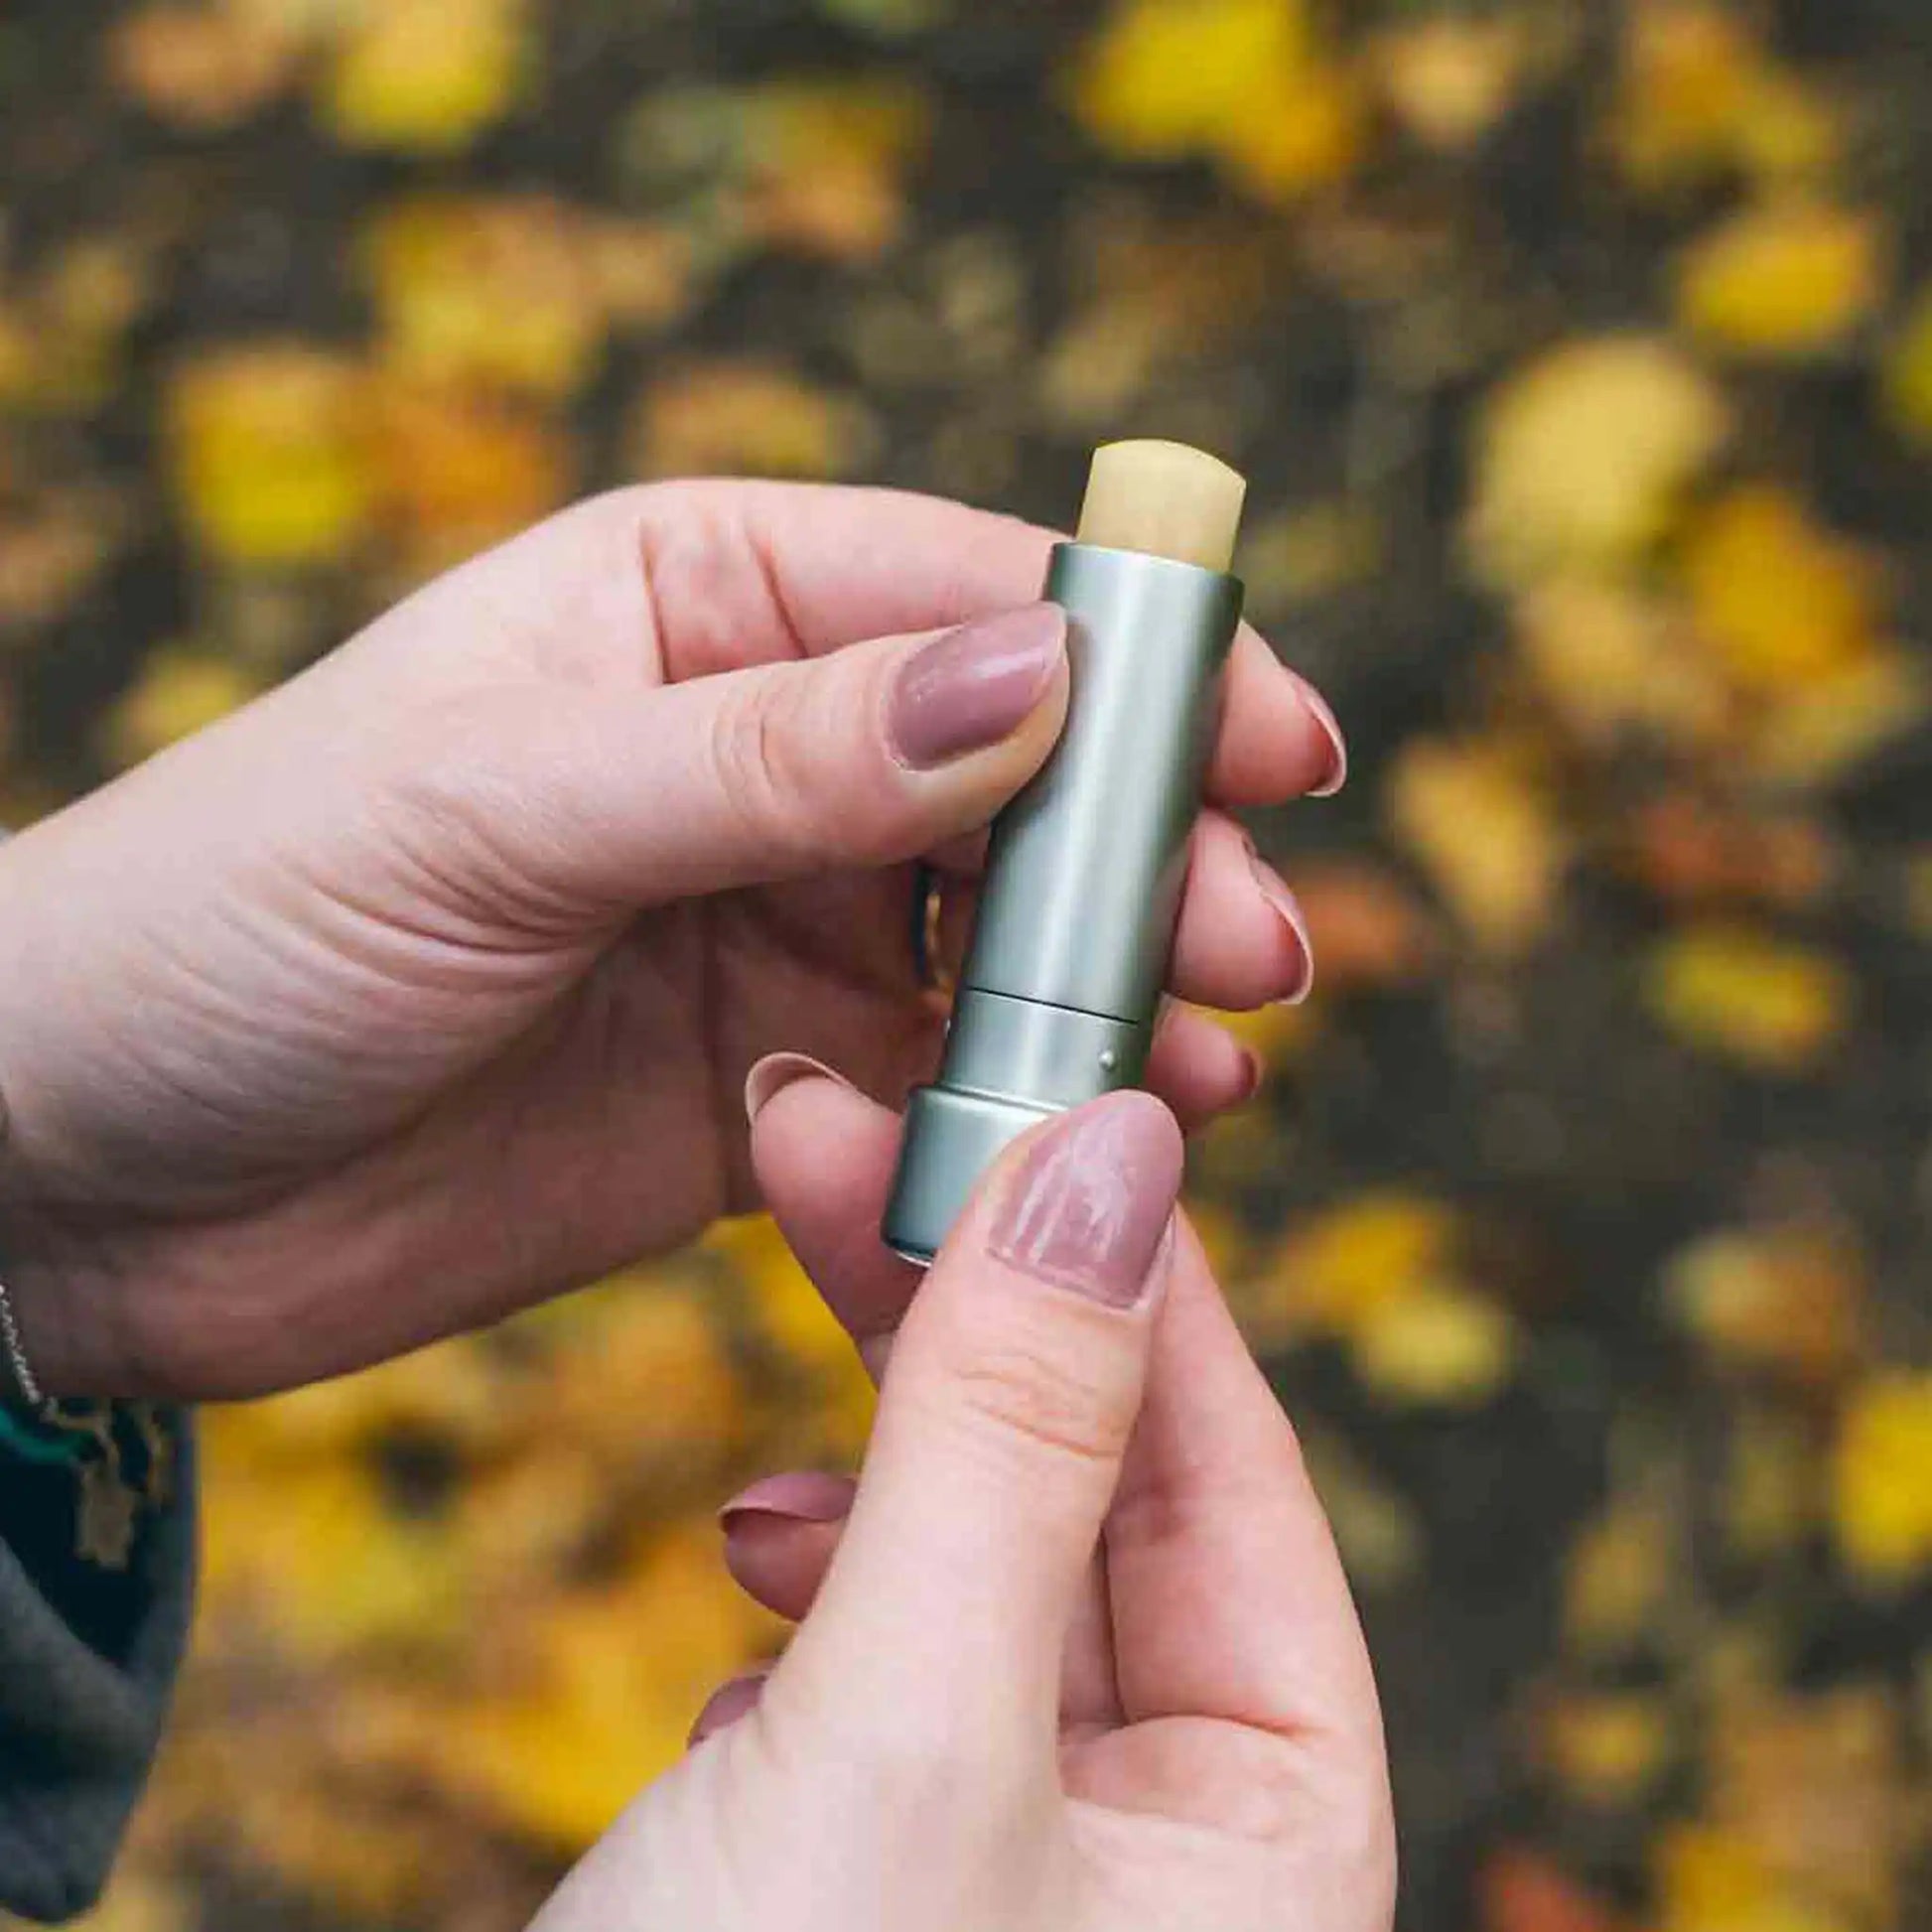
[538,1079,1397,1932]
[0,481,1337,1399]
[0,479,1392,1926]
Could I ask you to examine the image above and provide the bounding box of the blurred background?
[2,0,1929,1927]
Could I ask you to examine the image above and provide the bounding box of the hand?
[0,483,1340,1400]
[535,1074,1395,1932]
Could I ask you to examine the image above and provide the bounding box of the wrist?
[0,1185,130,1401]
[0,824,142,1400]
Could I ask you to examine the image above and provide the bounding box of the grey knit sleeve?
[0,821,198,1921]
[0,1421,197,1922]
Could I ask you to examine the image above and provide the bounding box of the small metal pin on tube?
[883,441,1247,1263]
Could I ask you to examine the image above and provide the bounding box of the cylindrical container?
[882,538,1244,1262]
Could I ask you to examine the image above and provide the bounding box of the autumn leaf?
[1663,1226,1864,1385]
[1609,2,1842,196]
[1348,1276,1520,1410]
[1536,1691,1675,1808]
[360,196,608,400]
[1387,736,1570,956]
[1070,0,1362,202]
[1675,200,1884,361]
[321,0,529,156]
[629,357,878,481]
[1643,923,1850,1073]
[368,378,572,577]
[109,5,301,131]
[1371,16,1538,155]
[1465,337,1728,587]
[168,344,374,566]
[1832,1371,1932,1587]
[1514,577,1729,753]
[743,79,931,260]
[1653,1823,1853,1932]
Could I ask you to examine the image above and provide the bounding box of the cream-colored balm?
[1074,438,1247,573]
[884,439,1249,1263]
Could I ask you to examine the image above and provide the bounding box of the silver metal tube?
[883,539,1244,1263]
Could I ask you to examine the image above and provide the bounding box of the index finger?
[625,483,1345,808]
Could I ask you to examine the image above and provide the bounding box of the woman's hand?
[0,483,1339,1399]
[535,1073,1396,1932]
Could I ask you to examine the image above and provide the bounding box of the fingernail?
[744,1051,852,1125]
[1245,845,1315,1005]
[988,1092,1183,1309]
[1294,674,1347,797]
[889,603,1066,770]
[720,1469,856,1531]
[689,1670,768,1746]
[1237,1047,1265,1102]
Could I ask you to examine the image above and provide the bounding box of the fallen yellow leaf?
[1654,1823,1853,1932]
[1832,1371,1932,1587]
[1538,1692,1675,1808]
[321,0,528,155]
[629,357,877,480]
[1664,1226,1863,1384]
[1675,199,1883,360]
[361,195,606,399]
[1683,485,1881,693]
[1466,337,1728,587]
[1643,923,1850,1072]
[1387,736,1570,955]
[1348,1277,1519,1409]
[1514,577,1729,752]
[168,344,373,566]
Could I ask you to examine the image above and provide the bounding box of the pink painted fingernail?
[889,603,1066,769]
[689,1670,768,1746]
[1245,846,1315,1005]
[1294,674,1347,797]
[744,1052,853,1125]
[719,1469,856,1531]
[987,1092,1182,1310]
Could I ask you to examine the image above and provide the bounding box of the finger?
[1208,627,1347,806]
[430,604,1071,912]
[751,1073,1130,1725]
[747,1064,918,1382]
[763,1092,1181,1756]
[720,1471,855,1621]
[745,1035,1250,1381]
[631,484,1343,805]
[1144,1005,1261,1132]
[688,1668,770,1747]
[1169,813,1314,1009]
[717,1461,1124,1728]
[1105,1213,1386,1766]
[360,483,1341,814]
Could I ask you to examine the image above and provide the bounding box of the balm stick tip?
[1074,439,1247,574]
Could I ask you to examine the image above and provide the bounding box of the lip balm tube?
[883,439,1247,1263]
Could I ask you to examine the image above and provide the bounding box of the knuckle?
[941,1327,1134,1473]
[705,678,813,865]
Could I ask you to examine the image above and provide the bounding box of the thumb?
[770,1091,1183,1759]
[458,602,1066,908]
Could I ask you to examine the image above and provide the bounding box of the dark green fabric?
[0,1415,195,1923]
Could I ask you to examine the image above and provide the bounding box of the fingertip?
[1210,629,1348,807]
[689,1670,769,1747]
